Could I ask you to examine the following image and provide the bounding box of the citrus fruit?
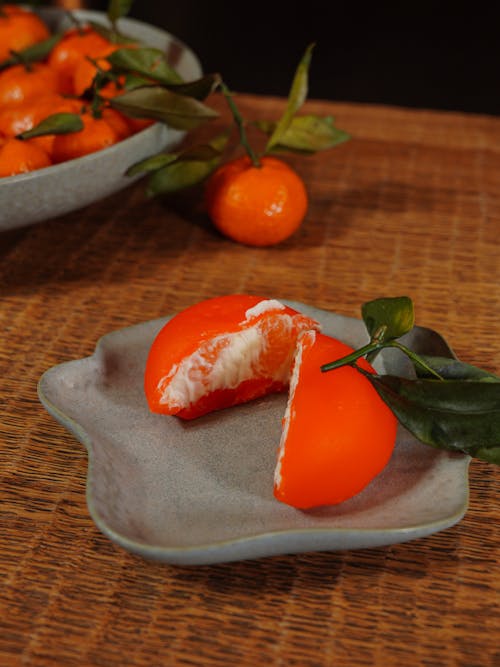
[0,5,50,64]
[0,137,51,177]
[51,111,120,163]
[144,294,321,420]
[205,155,308,247]
[47,27,114,95]
[0,94,83,156]
[0,63,62,107]
[71,46,120,97]
[100,107,133,141]
[274,330,398,509]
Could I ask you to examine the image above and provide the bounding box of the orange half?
[274,330,398,509]
[144,295,321,420]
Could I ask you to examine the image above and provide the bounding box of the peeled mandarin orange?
[205,156,308,247]
[144,294,321,420]
[273,330,398,509]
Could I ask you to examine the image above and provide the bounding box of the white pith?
[274,330,315,487]
[242,299,285,322]
[157,314,297,410]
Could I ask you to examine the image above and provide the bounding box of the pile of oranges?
[0,4,152,178]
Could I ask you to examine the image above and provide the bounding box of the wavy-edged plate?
[38,301,470,565]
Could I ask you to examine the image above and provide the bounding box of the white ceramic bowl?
[0,8,203,231]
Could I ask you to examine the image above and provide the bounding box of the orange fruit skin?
[144,294,320,419]
[47,27,113,95]
[274,331,398,509]
[0,63,62,107]
[0,5,50,63]
[100,108,133,141]
[205,156,308,247]
[0,137,51,177]
[51,112,120,163]
[0,94,83,157]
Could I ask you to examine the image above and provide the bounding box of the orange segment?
[144,295,321,420]
[274,330,398,509]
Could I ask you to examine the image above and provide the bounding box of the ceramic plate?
[38,301,470,565]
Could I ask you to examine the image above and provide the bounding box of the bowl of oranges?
[0,4,204,231]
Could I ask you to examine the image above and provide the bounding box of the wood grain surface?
[1,94,499,666]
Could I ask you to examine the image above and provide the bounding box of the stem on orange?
[219,80,260,167]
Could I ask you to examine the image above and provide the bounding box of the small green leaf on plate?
[362,296,415,344]
[414,355,500,382]
[17,112,83,139]
[109,86,218,130]
[107,47,184,85]
[363,371,500,464]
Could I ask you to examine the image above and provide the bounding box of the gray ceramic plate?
[0,8,202,231]
[38,301,470,565]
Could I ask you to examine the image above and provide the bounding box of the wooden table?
[1,94,499,666]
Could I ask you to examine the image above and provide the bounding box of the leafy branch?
[321,296,500,465]
[127,42,350,195]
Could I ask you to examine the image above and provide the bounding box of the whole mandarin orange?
[0,137,51,177]
[0,5,50,63]
[205,155,308,247]
[51,111,120,163]
[47,27,113,95]
[0,63,62,107]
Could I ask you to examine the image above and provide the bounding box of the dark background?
[89,1,499,115]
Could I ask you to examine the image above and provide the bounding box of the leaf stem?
[320,342,383,372]
[387,341,444,379]
[219,80,260,167]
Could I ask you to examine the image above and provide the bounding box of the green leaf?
[166,73,221,101]
[265,43,314,154]
[414,355,500,382]
[17,113,83,139]
[109,86,218,130]
[143,130,230,195]
[363,372,500,464]
[126,152,179,177]
[107,0,134,23]
[89,21,137,46]
[0,32,64,70]
[107,47,183,85]
[146,158,218,197]
[362,296,415,344]
[257,115,350,154]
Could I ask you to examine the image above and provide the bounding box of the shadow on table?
[0,178,445,296]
